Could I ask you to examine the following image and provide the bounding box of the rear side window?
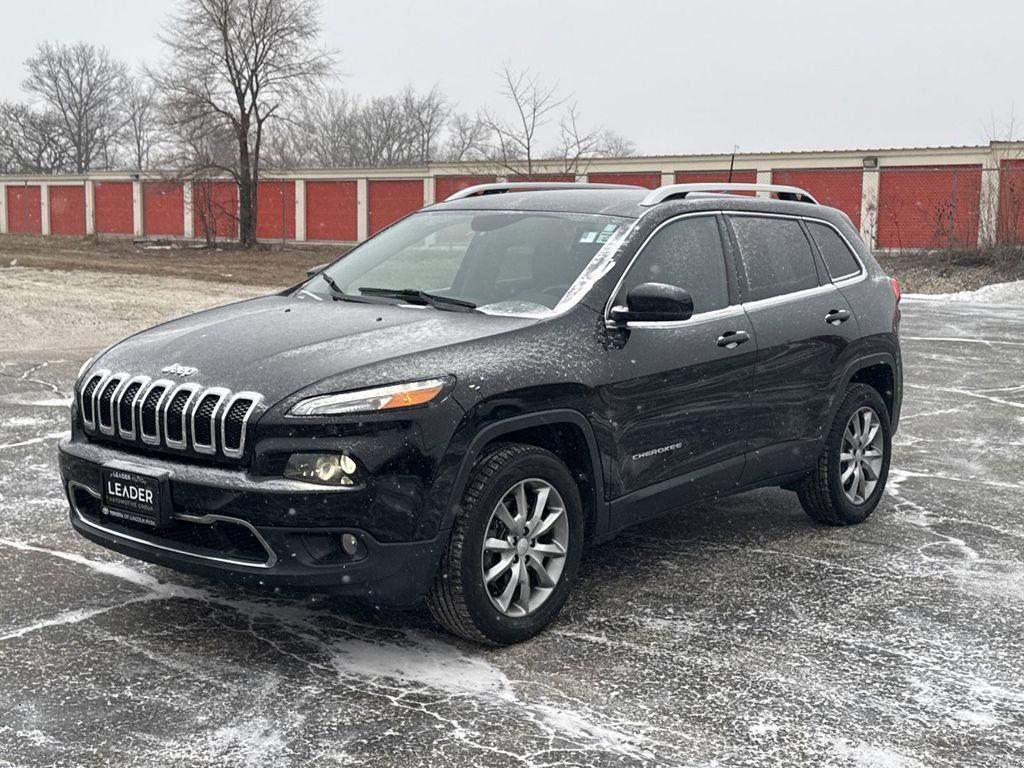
[729,216,819,302]
[618,216,729,315]
[807,221,861,280]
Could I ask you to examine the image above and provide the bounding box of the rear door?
[725,213,860,484]
[600,213,757,526]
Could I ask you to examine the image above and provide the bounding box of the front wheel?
[797,383,892,525]
[426,443,584,645]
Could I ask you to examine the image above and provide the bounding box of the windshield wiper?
[358,287,479,312]
[319,273,394,305]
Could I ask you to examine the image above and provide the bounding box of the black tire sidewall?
[458,450,584,644]
[828,387,892,522]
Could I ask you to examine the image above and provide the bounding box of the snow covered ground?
[904,279,1024,304]
[0,276,1022,766]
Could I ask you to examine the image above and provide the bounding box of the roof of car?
[427,186,852,229]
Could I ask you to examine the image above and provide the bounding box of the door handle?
[716,330,750,349]
[825,309,851,325]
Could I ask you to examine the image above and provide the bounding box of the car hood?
[92,294,538,404]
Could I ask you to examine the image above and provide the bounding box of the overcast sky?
[0,0,1021,156]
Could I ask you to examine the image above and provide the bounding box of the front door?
[599,214,757,528]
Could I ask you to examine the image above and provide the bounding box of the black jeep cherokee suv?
[59,181,902,644]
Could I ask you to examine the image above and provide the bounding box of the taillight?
[890,277,901,303]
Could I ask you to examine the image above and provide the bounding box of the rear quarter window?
[729,216,819,302]
[806,221,861,280]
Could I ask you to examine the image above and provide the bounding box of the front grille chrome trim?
[81,369,111,431]
[137,379,175,446]
[220,391,262,460]
[190,387,230,455]
[115,375,151,441]
[163,383,202,450]
[68,480,277,569]
[98,373,129,436]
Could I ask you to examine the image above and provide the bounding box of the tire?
[796,383,892,526]
[426,442,584,645]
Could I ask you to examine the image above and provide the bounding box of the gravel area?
[0,267,272,356]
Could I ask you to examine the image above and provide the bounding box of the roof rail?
[443,181,643,201]
[640,183,818,206]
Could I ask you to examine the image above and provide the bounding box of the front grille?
[78,370,262,462]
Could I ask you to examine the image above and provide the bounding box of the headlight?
[288,378,447,417]
[284,453,358,485]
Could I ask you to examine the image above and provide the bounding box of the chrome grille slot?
[97,376,123,435]
[78,373,262,461]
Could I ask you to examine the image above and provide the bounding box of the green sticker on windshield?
[596,223,619,243]
[579,231,598,243]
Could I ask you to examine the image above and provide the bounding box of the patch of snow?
[904,280,1024,304]
[830,739,927,768]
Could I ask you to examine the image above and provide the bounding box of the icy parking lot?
[0,273,1022,766]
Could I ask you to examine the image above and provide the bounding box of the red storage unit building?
[94,182,134,234]
[508,173,574,183]
[368,179,424,235]
[771,168,863,228]
[256,181,295,241]
[997,159,1024,245]
[877,165,982,249]
[193,181,238,241]
[675,169,757,194]
[48,185,86,236]
[5,185,42,234]
[434,175,497,202]
[305,180,358,241]
[142,182,184,237]
[588,171,661,189]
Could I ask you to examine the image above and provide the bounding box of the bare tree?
[0,101,73,174]
[478,63,566,175]
[153,0,333,246]
[123,76,161,171]
[442,111,492,163]
[22,42,127,172]
[401,86,449,164]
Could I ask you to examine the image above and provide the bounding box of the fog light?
[284,453,358,486]
[340,533,359,556]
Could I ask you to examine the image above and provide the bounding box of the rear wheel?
[426,443,584,645]
[797,383,892,525]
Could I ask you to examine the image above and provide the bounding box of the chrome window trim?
[622,303,746,330]
[220,391,262,459]
[603,211,734,328]
[97,374,128,436]
[115,375,151,441]
[80,370,109,431]
[138,379,174,446]
[191,387,230,455]
[163,383,202,450]
[740,283,836,312]
[800,217,868,285]
[68,480,276,569]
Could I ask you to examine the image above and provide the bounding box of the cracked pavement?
[0,297,1022,767]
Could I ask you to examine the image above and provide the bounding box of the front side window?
[301,210,631,316]
[807,221,861,280]
[616,216,729,315]
[729,216,819,302]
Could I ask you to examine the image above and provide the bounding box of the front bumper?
[58,439,446,604]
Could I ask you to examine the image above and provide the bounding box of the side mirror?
[609,282,694,324]
[306,263,328,278]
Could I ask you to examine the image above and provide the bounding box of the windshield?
[298,210,633,316]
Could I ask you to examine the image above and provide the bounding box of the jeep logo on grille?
[161,364,198,378]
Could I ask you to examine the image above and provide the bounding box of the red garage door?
[94,182,134,234]
[772,168,863,228]
[256,181,295,241]
[6,185,41,234]
[877,166,982,249]
[193,181,238,241]
[675,169,757,194]
[305,180,358,241]
[434,175,497,202]
[588,172,661,189]
[49,185,86,236]
[508,173,574,183]
[143,182,184,237]
[997,159,1024,245]
[368,179,423,235]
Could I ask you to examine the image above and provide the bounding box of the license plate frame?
[100,463,174,529]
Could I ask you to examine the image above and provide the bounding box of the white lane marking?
[902,336,1024,348]
[0,430,70,450]
[0,597,159,641]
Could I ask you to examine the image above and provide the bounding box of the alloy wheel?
[840,406,885,504]
[480,478,569,617]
